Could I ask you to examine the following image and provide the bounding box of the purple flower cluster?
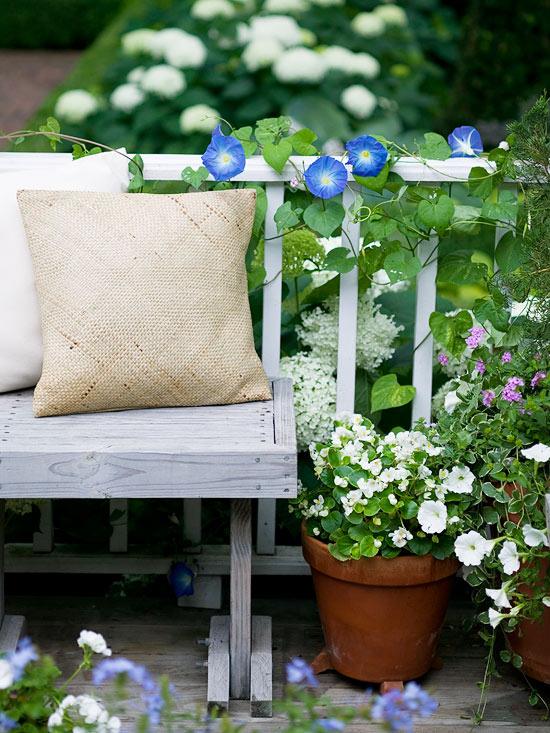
[93,657,164,725]
[8,637,38,681]
[315,719,346,731]
[501,351,512,363]
[474,359,486,375]
[0,713,16,732]
[531,370,546,388]
[502,376,524,403]
[286,657,318,687]
[371,682,438,733]
[437,353,449,366]
[465,326,485,350]
[482,390,495,407]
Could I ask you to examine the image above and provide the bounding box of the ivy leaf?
[481,194,517,224]
[303,201,345,237]
[181,165,210,190]
[417,194,455,232]
[323,246,356,274]
[473,297,510,332]
[288,128,317,155]
[274,201,300,232]
[353,161,390,193]
[495,231,528,273]
[370,374,416,412]
[451,205,481,234]
[364,215,397,241]
[419,132,451,160]
[469,166,495,199]
[438,253,487,284]
[232,127,257,156]
[383,249,421,283]
[429,310,472,356]
[262,140,292,173]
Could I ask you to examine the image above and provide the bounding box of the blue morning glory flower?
[201,125,246,181]
[304,155,348,199]
[447,126,483,157]
[168,560,195,598]
[285,657,318,687]
[0,713,16,732]
[345,134,388,177]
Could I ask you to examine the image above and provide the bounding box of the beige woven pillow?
[17,188,271,417]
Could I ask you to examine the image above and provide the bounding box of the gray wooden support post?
[109,499,128,553]
[230,497,252,699]
[33,499,54,553]
[0,500,4,627]
[0,499,25,651]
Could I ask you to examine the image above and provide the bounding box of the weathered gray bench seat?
[0,378,296,715]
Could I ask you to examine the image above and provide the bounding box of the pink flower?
[465,326,485,350]
[502,376,524,403]
[531,371,546,388]
[475,359,486,374]
[482,390,495,407]
[290,177,299,189]
[438,353,449,366]
[501,351,512,363]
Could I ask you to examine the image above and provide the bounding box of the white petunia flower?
[77,630,112,656]
[454,530,493,566]
[486,586,511,609]
[444,389,461,413]
[179,104,219,133]
[110,83,145,113]
[417,500,447,534]
[543,597,550,607]
[499,540,521,575]
[191,0,236,19]
[54,90,98,123]
[340,85,377,119]
[120,28,156,55]
[242,37,284,71]
[373,3,407,27]
[0,659,14,689]
[498,140,510,151]
[273,47,326,83]
[390,527,412,548]
[521,443,550,463]
[163,33,207,68]
[522,523,549,548]
[442,465,475,495]
[141,65,186,98]
[351,11,386,37]
[488,607,507,628]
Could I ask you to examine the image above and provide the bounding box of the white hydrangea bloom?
[141,65,186,98]
[163,33,207,68]
[297,293,403,373]
[321,47,380,79]
[310,0,344,5]
[373,3,407,26]
[351,11,386,38]
[120,28,156,55]
[369,268,408,299]
[264,0,310,11]
[273,47,325,83]
[110,83,145,112]
[148,28,188,58]
[242,37,284,71]
[54,90,98,123]
[179,104,219,133]
[340,85,377,119]
[244,15,304,47]
[191,0,236,19]
[127,66,146,83]
[300,28,317,46]
[280,352,336,451]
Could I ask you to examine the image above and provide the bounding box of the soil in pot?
[302,526,459,685]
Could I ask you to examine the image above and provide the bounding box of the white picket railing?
[0,152,500,582]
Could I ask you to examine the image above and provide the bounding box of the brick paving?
[0,50,80,141]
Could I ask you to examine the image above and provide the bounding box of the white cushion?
[0,151,130,393]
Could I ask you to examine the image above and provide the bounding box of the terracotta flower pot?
[302,526,459,685]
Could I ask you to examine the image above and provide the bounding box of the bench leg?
[33,499,54,553]
[230,498,251,699]
[0,500,25,651]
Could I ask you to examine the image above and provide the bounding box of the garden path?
[7,593,549,731]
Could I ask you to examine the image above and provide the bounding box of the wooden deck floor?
[7,591,550,732]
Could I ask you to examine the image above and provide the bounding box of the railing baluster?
[411,233,439,424]
[183,498,202,547]
[33,500,54,553]
[336,186,360,413]
[109,499,128,553]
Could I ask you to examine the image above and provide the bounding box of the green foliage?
[370,374,416,412]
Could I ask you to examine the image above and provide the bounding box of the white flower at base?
[243,15,304,47]
[486,586,511,609]
[141,65,186,98]
[454,530,493,566]
[121,28,156,55]
[54,90,98,123]
[351,12,385,38]
[499,540,520,575]
[110,83,145,113]
[522,523,549,548]
[48,694,120,732]
[417,500,447,534]
[340,85,377,119]
[164,33,207,69]
[0,659,14,689]
[77,630,112,656]
[442,465,475,494]
[191,0,235,19]
[179,104,219,133]
[273,47,326,83]
[373,3,407,27]
[521,443,550,462]
[444,390,460,414]
[390,527,412,548]
[242,38,284,71]
[488,605,519,628]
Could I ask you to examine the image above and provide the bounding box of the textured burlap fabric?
[17,188,271,417]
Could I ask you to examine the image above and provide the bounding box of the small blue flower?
[201,125,246,181]
[93,657,164,725]
[0,713,16,732]
[316,719,346,731]
[285,657,318,687]
[371,682,438,732]
[304,156,348,199]
[168,561,195,598]
[8,637,38,680]
[447,125,483,157]
[345,134,388,177]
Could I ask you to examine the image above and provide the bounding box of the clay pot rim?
[302,524,460,587]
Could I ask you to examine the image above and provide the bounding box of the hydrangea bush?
[49,0,456,153]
